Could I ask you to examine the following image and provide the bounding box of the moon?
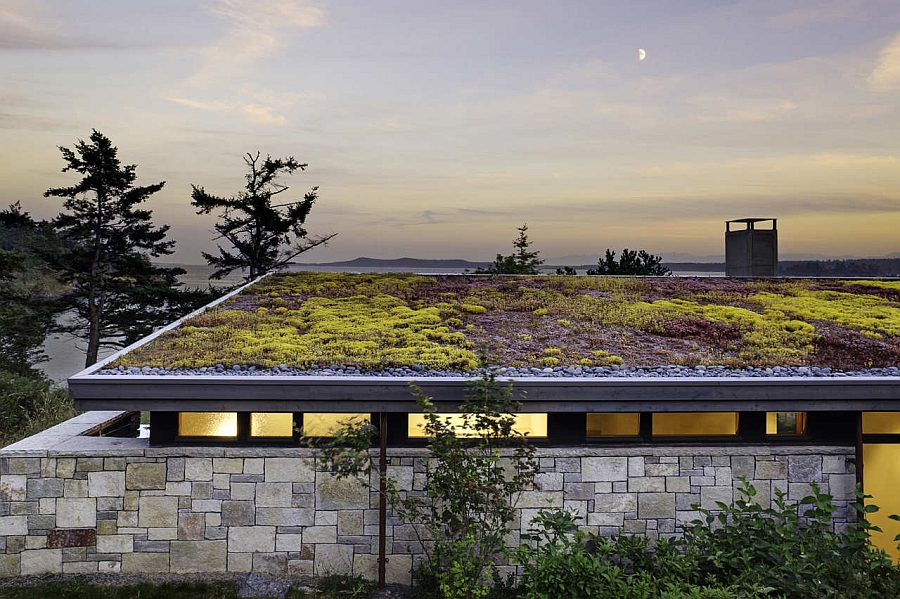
[638,48,646,61]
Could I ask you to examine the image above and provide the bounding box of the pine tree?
[587,248,672,276]
[191,152,336,281]
[45,130,199,367]
[475,224,544,275]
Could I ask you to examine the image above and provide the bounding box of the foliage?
[554,266,577,275]
[315,355,538,599]
[0,371,74,447]
[677,479,900,597]
[0,249,52,376]
[45,130,213,367]
[587,248,672,276]
[109,273,900,372]
[313,573,374,598]
[191,152,336,281]
[475,224,544,275]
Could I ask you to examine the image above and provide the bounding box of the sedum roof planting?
[107,272,900,374]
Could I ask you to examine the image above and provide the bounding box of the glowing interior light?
[652,412,738,436]
[586,413,640,437]
[250,413,294,437]
[178,412,237,437]
[863,444,900,562]
[862,412,900,434]
[407,413,547,439]
[302,413,370,437]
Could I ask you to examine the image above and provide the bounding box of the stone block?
[19,549,62,575]
[564,482,593,500]
[191,499,222,512]
[628,457,645,477]
[25,536,46,550]
[639,493,675,519]
[304,526,337,544]
[57,498,96,528]
[385,554,412,585]
[788,456,822,483]
[755,460,787,480]
[314,544,353,576]
[213,458,243,474]
[666,477,691,493]
[700,486,733,510]
[276,533,304,552]
[0,555,20,578]
[97,497,123,512]
[594,493,636,513]
[8,458,41,474]
[27,478,64,499]
[97,535,133,554]
[170,540,227,573]
[829,474,856,501]
[516,490,562,508]
[126,463,166,490]
[256,508,313,527]
[253,552,287,574]
[206,513,221,527]
[789,482,814,501]
[629,477,665,493]
[265,458,315,483]
[244,458,264,475]
[191,482,212,499]
[185,458,213,481]
[534,472,564,491]
[103,458,125,471]
[221,501,254,526]
[0,516,28,536]
[231,482,256,501]
[139,496,178,528]
[731,456,755,480]
[228,526,276,553]
[118,511,138,528]
[98,561,121,574]
[823,455,850,475]
[175,512,204,541]
[11,501,37,516]
[63,562,97,574]
[149,527,178,540]
[89,471,125,497]
[714,467,733,486]
[315,511,338,526]
[165,482,191,496]
[387,465,414,490]
[1,475,26,501]
[47,528,96,548]
[582,457,627,482]
[167,458,185,482]
[228,552,252,573]
[645,463,679,477]
[212,473,230,490]
[587,512,624,527]
[54,458,76,479]
[316,473,368,510]
[257,482,293,507]
[97,520,117,536]
[64,479,89,498]
[122,552,169,573]
[338,511,363,536]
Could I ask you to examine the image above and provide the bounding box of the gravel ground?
[0,572,413,599]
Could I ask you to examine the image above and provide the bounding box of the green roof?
[110,272,900,372]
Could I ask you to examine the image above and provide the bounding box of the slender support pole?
[378,412,387,588]
[855,412,864,491]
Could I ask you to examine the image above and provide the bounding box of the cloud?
[771,0,865,28]
[195,0,325,82]
[240,104,286,125]
[689,96,799,123]
[166,96,288,126]
[0,3,113,51]
[870,31,900,90]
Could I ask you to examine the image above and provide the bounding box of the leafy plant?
[316,353,538,599]
[587,248,672,276]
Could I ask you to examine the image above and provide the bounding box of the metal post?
[378,412,387,588]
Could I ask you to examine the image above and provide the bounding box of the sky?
[2,0,900,264]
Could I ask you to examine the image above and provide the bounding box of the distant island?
[292,257,900,277]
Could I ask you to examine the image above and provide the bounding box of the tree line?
[474,223,671,276]
[2,130,334,385]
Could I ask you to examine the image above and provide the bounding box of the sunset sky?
[2,0,900,263]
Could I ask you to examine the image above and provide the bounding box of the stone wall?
[0,412,857,580]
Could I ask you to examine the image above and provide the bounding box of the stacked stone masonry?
[0,425,857,581]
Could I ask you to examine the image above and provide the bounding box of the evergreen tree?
[587,248,672,276]
[0,248,50,376]
[475,223,544,275]
[191,152,336,281]
[45,130,198,367]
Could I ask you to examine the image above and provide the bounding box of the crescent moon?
[638,49,646,61]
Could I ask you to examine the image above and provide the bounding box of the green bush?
[0,370,74,447]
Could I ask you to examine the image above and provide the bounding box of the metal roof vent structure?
[725,218,778,277]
